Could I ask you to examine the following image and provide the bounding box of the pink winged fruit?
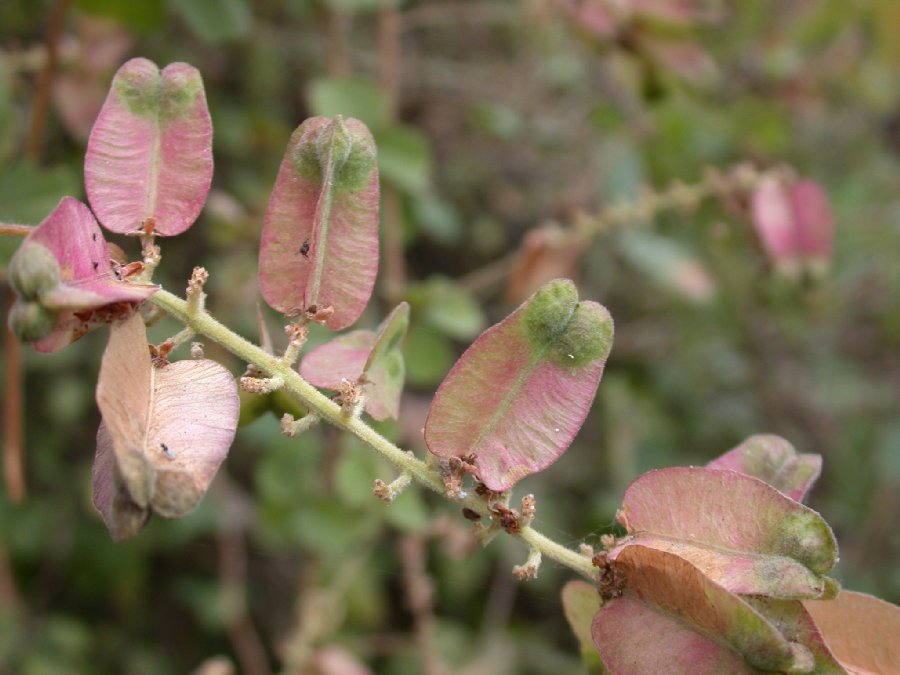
[7,197,157,352]
[425,279,614,491]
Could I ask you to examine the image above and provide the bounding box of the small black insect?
[92,233,97,241]
[160,442,175,460]
[299,240,310,258]
[92,261,99,271]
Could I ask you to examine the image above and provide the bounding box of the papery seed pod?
[259,116,379,330]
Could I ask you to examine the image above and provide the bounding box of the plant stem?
[459,163,794,297]
[148,288,598,581]
[0,224,32,237]
[25,0,71,160]
[3,291,25,504]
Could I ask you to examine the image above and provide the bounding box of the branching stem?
[149,288,599,581]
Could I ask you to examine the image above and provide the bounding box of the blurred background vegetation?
[1,0,899,672]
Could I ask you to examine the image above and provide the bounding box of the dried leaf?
[258,116,379,330]
[707,434,822,502]
[618,467,838,577]
[804,591,900,674]
[425,279,614,491]
[7,197,156,352]
[300,302,409,420]
[85,58,213,235]
[93,313,238,539]
[506,225,589,304]
[593,546,810,673]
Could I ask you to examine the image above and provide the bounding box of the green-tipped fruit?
[114,58,200,122]
[8,242,60,301]
[550,302,614,367]
[291,117,376,192]
[8,300,58,343]
[523,279,578,346]
[821,576,841,600]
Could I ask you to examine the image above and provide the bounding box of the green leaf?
[469,102,523,140]
[403,327,454,387]
[319,0,383,11]
[412,194,463,245]
[617,231,716,303]
[384,487,429,533]
[75,0,166,31]
[307,77,390,129]
[0,161,78,224]
[169,0,253,43]
[407,276,485,341]
[561,580,607,674]
[0,59,15,166]
[375,125,433,193]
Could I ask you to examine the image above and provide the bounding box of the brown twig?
[0,224,33,237]
[401,1,518,30]
[378,1,401,119]
[325,9,352,78]
[458,163,795,297]
[399,534,447,675]
[0,542,21,612]
[3,0,71,508]
[24,0,72,160]
[280,540,376,673]
[378,1,408,304]
[217,482,271,675]
[380,188,407,304]
[2,290,25,504]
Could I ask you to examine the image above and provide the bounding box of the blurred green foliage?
[1,0,900,672]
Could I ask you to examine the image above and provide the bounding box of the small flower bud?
[8,241,60,300]
[8,300,58,343]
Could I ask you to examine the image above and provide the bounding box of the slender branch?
[0,542,21,611]
[459,163,794,296]
[148,289,598,581]
[377,1,408,303]
[400,534,447,675]
[2,292,25,503]
[218,497,272,675]
[3,0,72,509]
[325,9,352,78]
[25,0,72,160]
[0,224,33,237]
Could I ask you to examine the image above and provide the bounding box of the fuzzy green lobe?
[522,279,613,367]
[8,300,57,343]
[8,241,60,301]
[114,62,200,123]
[775,509,838,576]
[291,117,376,193]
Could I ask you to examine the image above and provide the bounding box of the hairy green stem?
[149,288,598,581]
